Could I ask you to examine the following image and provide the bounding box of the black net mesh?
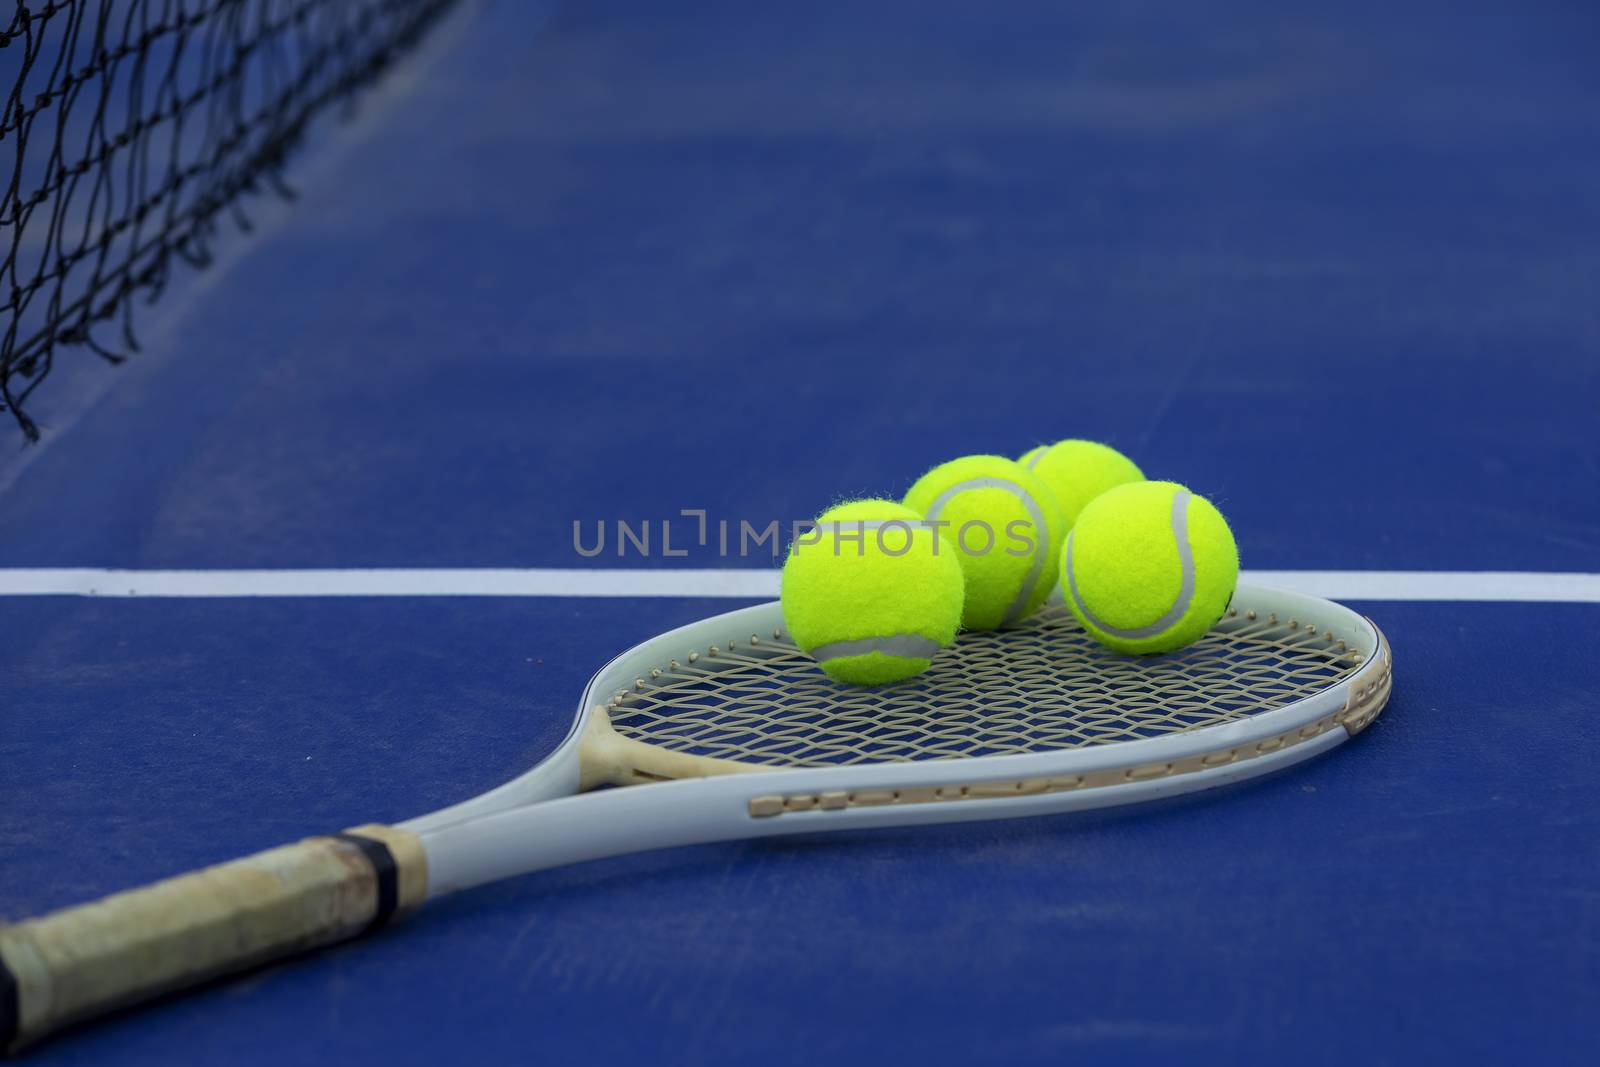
[1,0,460,440]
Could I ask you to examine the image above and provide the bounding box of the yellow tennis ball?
[1017,439,1144,527]
[901,455,1065,631]
[781,500,965,685]
[1060,480,1239,655]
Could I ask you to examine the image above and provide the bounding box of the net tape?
[1,0,459,440]
[606,604,1367,767]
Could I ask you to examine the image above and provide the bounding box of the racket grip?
[0,824,426,1053]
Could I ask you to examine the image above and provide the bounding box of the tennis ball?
[1060,480,1238,655]
[1018,439,1144,527]
[901,455,1065,631]
[781,500,964,685]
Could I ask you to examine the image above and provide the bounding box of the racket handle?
[0,824,426,1053]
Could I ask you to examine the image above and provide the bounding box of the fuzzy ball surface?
[1060,480,1238,655]
[901,455,1065,631]
[781,499,965,685]
[1017,439,1144,528]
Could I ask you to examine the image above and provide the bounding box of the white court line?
[0,568,1597,602]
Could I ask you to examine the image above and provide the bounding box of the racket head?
[586,582,1388,797]
[414,583,1390,832]
[408,583,1389,891]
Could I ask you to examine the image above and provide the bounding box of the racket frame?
[410,583,1391,896]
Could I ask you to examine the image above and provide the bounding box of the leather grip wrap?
[0,824,426,1053]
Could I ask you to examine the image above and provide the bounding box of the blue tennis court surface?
[3,1,1597,1063]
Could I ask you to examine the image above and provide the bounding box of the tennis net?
[1,0,461,441]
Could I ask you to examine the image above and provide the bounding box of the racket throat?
[577,706,762,791]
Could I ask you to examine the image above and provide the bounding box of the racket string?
[606,605,1363,768]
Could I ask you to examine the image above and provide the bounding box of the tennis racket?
[1,582,1391,1051]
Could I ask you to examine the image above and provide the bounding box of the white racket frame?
[408,583,1391,897]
